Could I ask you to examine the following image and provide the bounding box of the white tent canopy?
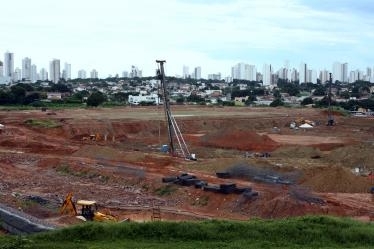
[299,123,313,129]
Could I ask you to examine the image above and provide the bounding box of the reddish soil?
[1,106,374,227]
[201,130,279,151]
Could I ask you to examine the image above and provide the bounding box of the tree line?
[0,78,373,110]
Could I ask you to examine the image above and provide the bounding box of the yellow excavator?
[60,192,117,222]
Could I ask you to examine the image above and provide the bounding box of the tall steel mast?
[156,60,175,155]
[156,60,195,160]
[327,73,334,126]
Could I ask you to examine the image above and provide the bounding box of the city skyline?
[1,50,374,84]
[1,0,373,78]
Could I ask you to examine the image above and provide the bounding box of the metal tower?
[327,73,334,126]
[156,60,196,160]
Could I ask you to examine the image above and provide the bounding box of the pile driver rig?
[327,73,335,126]
[156,60,196,160]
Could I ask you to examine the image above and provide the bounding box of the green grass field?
[1,216,374,249]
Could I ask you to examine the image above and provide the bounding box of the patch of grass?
[19,199,38,209]
[154,185,177,196]
[192,195,209,206]
[332,106,350,116]
[55,164,73,175]
[56,164,110,182]
[0,236,32,249]
[2,216,374,248]
[24,119,61,128]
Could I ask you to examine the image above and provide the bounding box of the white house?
[128,93,161,105]
[47,92,62,100]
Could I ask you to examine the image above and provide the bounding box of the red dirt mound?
[300,166,371,193]
[200,130,279,152]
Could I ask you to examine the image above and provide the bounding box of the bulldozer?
[60,192,117,222]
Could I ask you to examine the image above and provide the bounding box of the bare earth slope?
[1,106,374,226]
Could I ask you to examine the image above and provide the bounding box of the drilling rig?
[156,60,196,161]
[327,73,335,126]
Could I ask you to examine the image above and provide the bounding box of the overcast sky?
[1,0,373,78]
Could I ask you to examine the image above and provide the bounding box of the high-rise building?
[277,68,288,80]
[207,73,221,80]
[349,69,362,83]
[40,68,48,81]
[307,70,317,84]
[349,71,356,83]
[246,65,257,81]
[130,65,142,78]
[31,64,38,83]
[231,63,245,80]
[193,66,201,80]
[22,57,32,81]
[290,69,298,82]
[332,62,348,83]
[49,59,60,83]
[319,69,330,84]
[289,68,299,82]
[62,63,71,80]
[14,68,21,82]
[262,64,272,85]
[78,69,87,79]
[122,71,128,78]
[299,62,307,83]
[4,52,14,82]
[183,65,189,79]
[90,69,98,79]
[332,62,342,82]
[342,63,348,83]
[231,63,256,81]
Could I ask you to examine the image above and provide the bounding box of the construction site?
[1,66,374,232]
[0,104,374,229]
[0,103,374,230]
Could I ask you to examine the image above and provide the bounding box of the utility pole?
[156,60,175,155]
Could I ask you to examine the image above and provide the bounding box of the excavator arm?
[60,192,78,215]
[60,193,120,222]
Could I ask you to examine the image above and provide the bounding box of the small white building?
[128,93,161,105]
[47,92,62,100]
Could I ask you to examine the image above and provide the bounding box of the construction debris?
[162,173,255,196]
[289,186,325,205]
[290,118,317,129]
[220,163,296,185]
